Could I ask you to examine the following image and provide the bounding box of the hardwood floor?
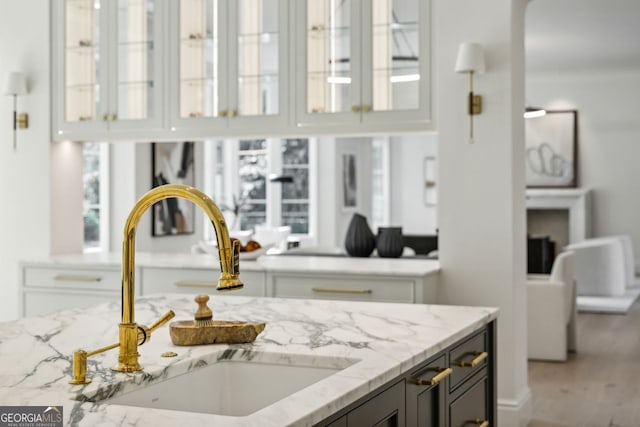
[528,301,640,427]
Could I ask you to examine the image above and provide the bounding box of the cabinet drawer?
[23,289,119,317]
[23,266,121,292]
[449,330,488,392]
[141,267,265,296]
[269,274,415,303]
[449,377,488,427]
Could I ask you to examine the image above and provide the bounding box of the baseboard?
[498,387,532,427]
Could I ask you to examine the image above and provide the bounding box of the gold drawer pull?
[456,351,488,367]
[473,419,489,427]
[175,281,217,288]
[415,367,452,386]
[54,275,102,283]
[351,105,362,113]
[312,287,372,294]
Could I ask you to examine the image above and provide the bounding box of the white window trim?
[84,142,110,254]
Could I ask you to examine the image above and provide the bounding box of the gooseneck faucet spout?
[114,184,243,372]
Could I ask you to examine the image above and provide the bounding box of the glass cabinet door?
[64,0,104,124]
[305,0,356,115]
[297,0,431,129]
[232,0,280,117]
[178,0,223,119]
[369,0,420,112]
[176,0,284,126]
[115,0,157,121]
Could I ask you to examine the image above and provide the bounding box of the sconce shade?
[524,106,547,119]
[454,43,485,74]
[4,72,27,96]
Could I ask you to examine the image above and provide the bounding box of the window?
[371,137,390,231]
[82,142,109,252]
[204,138,315,238]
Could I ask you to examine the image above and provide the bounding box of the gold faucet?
[70,184,243,383]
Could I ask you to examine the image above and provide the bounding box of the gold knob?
[102,114,109,121]
[362,105,372,112]
[110,113,117,121]
[194,295,213,321]
[473,420,489,427]
[351,105,361,113]
[219,110,228,117]
[228,110,238,118]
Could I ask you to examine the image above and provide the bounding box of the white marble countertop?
[0,294,496,426]
[22,252,440,277]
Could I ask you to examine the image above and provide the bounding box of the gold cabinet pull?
[361,105,372,112]
[110,113,117,121]
[102,113,109,121]
[175,280,218,288]
[473,419,489,427]
[351,105,362,113]
[54,275,102,283]
[414,367,452,386]
[312,287,372,294]
[219,110,228,117]
[456,351,488,367]
[228,109,238,118]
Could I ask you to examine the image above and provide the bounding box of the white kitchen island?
[0,294,495,426]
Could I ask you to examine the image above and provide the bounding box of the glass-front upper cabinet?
[52,0,164,140]
[169,0,288,135]
[296,0,431,131]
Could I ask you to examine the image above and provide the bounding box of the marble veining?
[0,294,496,426]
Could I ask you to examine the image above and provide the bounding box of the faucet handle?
[137,310,176,345]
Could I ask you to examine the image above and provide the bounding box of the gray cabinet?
[316,322,496,427]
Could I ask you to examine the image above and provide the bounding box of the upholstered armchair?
[527,250,576,361]
[565,237,628,296]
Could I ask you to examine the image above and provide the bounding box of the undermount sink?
[103,354,356,416]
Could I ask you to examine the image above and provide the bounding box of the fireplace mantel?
[526,188,592,244]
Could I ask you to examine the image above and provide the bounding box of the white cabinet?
[140,267,265,296]
[294,0,433,133]
[20,264,131,317]
[52,0,165,141]
[266,271,437,304]
[167,0,290,137]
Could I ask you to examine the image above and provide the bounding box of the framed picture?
[525,110,578,187]
[342,153,357,210]
[151,142,195,236]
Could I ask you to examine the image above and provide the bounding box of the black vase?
[344,213,376,257]
[377,227,404,258]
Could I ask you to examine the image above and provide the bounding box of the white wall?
[315,137,373,249]
[435,0,530,424]
[527,69,640,271]
[389,134,438,234]
[50,141,83,254]
[0,1,51,321]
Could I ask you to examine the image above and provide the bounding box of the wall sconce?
[454,43,485,143]
[4,72,29,150]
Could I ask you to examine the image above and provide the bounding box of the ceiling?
[525,0,640,72]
